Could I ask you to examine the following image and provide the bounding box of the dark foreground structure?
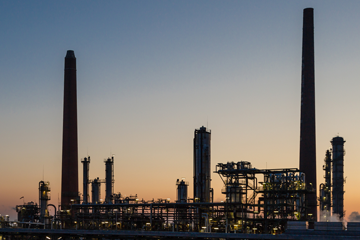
[1,226,360,240]
[12,160,313,234]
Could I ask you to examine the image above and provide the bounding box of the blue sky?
[1,1,360,220]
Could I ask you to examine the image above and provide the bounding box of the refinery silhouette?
[0,8,358,240]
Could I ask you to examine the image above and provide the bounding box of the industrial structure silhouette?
[0,8,355,240]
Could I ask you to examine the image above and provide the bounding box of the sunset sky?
[1,1,360,221]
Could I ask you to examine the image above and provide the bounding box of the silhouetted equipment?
[81,156,90,204]
[299,8,317,221]
[319,150,331,221]
[81,156,115,204]
[15,202,39,225]
[105,156,115,203]
[61,50,79,209]
[194,126,212,203]
[176,179,189,228]
[91,177,103,204]
[39,181,50,223]
[176,179,188,203]
[319,137,346,220]
[331,136,345,219]
[215,161,310,233]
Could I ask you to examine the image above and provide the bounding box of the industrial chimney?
[299,8,317,221]
[61,50,79,209]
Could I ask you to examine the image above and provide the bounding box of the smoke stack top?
[66,50,75,59]
[303,8,314,27]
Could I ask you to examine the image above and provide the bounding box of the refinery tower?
[193,126,211,203]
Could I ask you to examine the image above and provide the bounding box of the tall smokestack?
[299,8,317,221]
[61,50,79,209]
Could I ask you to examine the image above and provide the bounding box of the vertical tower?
[331,136,345,219]
[81,156,90,204]
[176,179,189,225]
[61,50,79,209]
[299,8,317,220]
[91,178,101,204]
[105,157,114,203]
[39,181,50,222]
[193,126,211,202]
[319,150,331,221]
[176,179,188,203]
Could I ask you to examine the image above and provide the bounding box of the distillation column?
[61,50,79,209]
[105,157,114,203]
[331,136,345,219]
[82,157,90,204]
[319,150,331,221]
[176,179,188,203]
[92,178,101,204]
[299,8,317,221]
[39,181,50,222]
[194,126,211,202]
[176,179,189,226]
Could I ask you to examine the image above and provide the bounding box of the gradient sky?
[1,1,360,221]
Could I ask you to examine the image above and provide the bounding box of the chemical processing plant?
[0,8,358,240]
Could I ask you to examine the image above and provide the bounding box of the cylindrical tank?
[176,179,188,203]
[81,156,90,204]
[193,126,211,202]
[105,156,114,203]
[39,181,51,222]
[92,178,101,204]
[331,136,345,219]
